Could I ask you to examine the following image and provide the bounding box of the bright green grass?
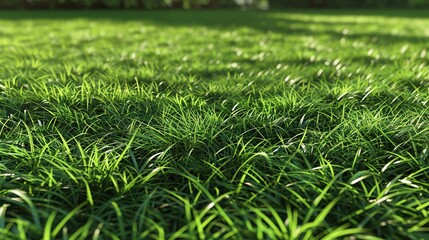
[0,9,429,239]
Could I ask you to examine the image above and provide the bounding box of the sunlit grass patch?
[0,10,429,239]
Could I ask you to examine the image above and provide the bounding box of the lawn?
[0,9,429,239]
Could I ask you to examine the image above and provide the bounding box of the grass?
[0,9,429,239]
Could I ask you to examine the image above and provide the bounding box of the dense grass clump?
[1,10,429,239]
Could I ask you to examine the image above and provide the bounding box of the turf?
[0,9,429,239]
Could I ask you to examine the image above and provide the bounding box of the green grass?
[0,9,429,239]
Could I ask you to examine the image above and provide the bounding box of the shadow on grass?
[1,10,428,45]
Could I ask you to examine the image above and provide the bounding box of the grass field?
[1,10,429,239]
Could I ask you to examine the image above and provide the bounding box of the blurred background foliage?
[1,0,429,9]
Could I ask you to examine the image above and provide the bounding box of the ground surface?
[0,10,429,239]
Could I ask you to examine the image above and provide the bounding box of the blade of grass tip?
[82,180,93,206]
[112,130,138,170]
[196,191,233,228]
[17,219,27,240]
[300,197,341,236]
[9,189,41,229]
[52,202,87,238]
[297,127,313,169]
[314,168,349,206]
[173,168,238,234]
[231,152,270,184]
[320,225,367,240]
[286,205,299,239]
[235,164,251,195]
[193,207,205,240]
[142,150,168,173]
[313,197,340,224]
[56,129,71,154]
[23,122,34,154]
[90,144,100,168]
[43,211,57,240]
[408,217,429,233]
[250,207,282,237]
[55,129,72,161]
[68,218,94,240]
[303,168,349,225]
[265,204,288,235]
[96,228,120,240]
[377,174,403,198]
[92,223,103,240]
[416,200,429,211]
[199,214,218,232]
[352,148,362,169]
[348,170,373,185]
[138,218,165,239]
[256,216,264,240]
[109,175,120,193]
[141,166,166,184]
[73,138,87,165]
